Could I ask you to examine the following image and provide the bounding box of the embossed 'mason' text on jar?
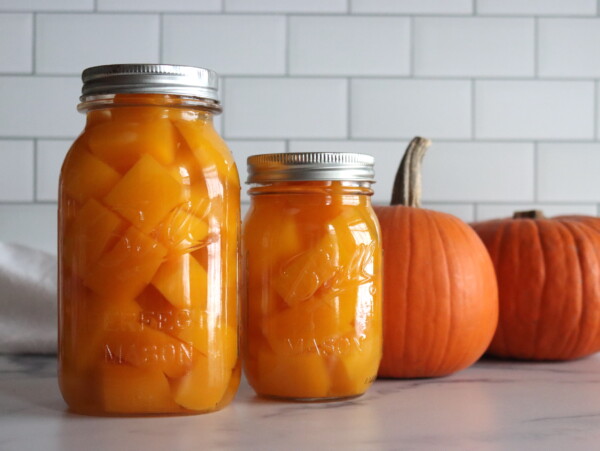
[57,64,240,416]
[242,153,383,401]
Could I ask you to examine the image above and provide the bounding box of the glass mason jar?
[58,64,240,415]
[242,153,382,400]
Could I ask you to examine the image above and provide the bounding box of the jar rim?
[77,93,222,114]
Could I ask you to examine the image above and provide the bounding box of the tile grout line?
[220,77,227,137]
[346,78,352,139]
[595,81,599,140]
[31,13,36,74]
[8,73,600,81]
[32,138,38,202]
[471,79,476,139]
[409,16,415,77]
[533,141,538,202]
[533,17,538,77]
[2,11,600,18]
[4,136,600,143]
[158,13,164,63]
[285,14,290,75]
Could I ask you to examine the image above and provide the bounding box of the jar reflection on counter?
[242,153,382,400]
[58,64,240,416]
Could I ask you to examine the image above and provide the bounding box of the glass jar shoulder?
[244,195,378,248]
[64,107,237,190]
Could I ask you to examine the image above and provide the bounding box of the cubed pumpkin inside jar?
[59,65,240,416]
[151,254,208,310]
[63,198,124,277]
[255,349,330,399]
[100,363,179,414]
[242,154,381,401]
[103,154,183,233]
[83,226,167,299]
[87,118,176,172]
[172,325,237,410]
[62,145,121,203]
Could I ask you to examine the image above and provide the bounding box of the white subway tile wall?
[0,0,598,253]
[224,78,348,138]
[351,79,472,139]
[0,76,83,137]
[421,142,536,202]
[0,0,94,12]
[414,18,534,77]
[35,140,70,202]
[163,15,286,75]
[538,19,600,78]
[0,14,32,73]
[350,0,473,14]
[537,143,600,202]
[475,81,595,139]
[0,140,34,202]
[36,14,160,74]
[227,140,286,201]
[289,17,410,76]
[477,0,597,16]
[97,0,221,12]
[225,0,347,13]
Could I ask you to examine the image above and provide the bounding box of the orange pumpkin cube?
[87,118,176,172]
[273,233,339,307]
[100,363,179,414]
[63,199,123,277]
[104,154,183,232]
[62,148,121,203]
[156,206,209,253]
[172,326,237,410]
[84,227,167,299]
[136,285,192,335]
[255,349,329,399]
[329,335,381,397]
[262,296,353,355]
[151,254,207,310]
[173,119,238,187]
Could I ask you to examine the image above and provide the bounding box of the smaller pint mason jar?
[242,153,382,400]
[58,64,240,416]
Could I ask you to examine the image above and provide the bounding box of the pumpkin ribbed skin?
[375,206,498,378]
[473,215,600,361]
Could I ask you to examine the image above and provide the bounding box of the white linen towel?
[0,242,57,354]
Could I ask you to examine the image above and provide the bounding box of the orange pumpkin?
[472,211,600,361]
[375,137,498,378]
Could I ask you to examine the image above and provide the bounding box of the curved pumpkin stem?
[513,210,546,219]
[391,137,432,207]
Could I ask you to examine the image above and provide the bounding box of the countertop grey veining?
[2,354,600,451]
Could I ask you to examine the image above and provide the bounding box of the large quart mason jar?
[242,153,382,401]
[58,64,240,415]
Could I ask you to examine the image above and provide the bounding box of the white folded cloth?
[0,242,57,354]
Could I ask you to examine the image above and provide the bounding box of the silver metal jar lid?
[247,152,375,184]
[80,64,219,102]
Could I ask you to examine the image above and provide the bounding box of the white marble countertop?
[1,354,600,450]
